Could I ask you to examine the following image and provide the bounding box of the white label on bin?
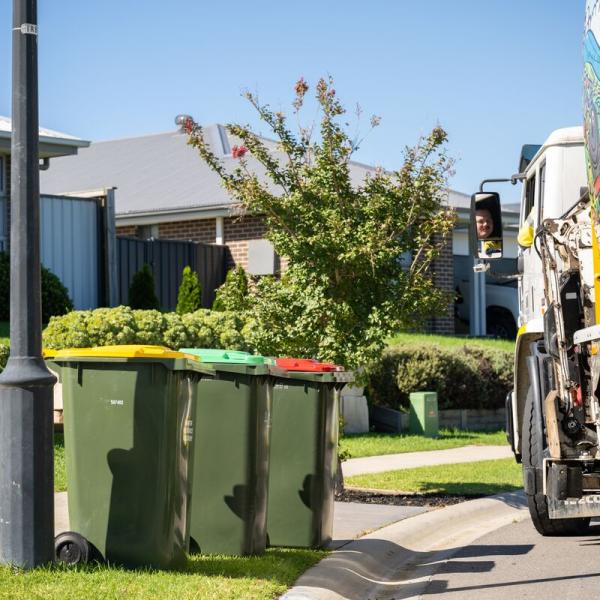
[109,399,124,406]
[274,384,289,390]
[184,420,194,443]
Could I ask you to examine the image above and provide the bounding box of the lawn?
[386,331,515,352]
[54,433,66,492]
[45,434,324,599]
[340,429,507,460]
[0,548,326,600]
[0,321,8,346]
[346,458,522,496]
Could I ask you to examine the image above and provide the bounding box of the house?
[39,121,520,334]
[0,117,117,309]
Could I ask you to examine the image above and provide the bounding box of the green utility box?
[408,391,439,437]
[47,345,210,569]
[179,348,272,556]
[267,358,352,549]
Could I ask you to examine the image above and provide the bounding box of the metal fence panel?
[196,243,228,308]
[116,237,146,306]
[117,237,227,311]
[40,195,99,310]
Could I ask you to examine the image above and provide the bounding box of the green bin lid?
[179,348,267,365]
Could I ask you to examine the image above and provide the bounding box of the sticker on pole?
[14,23,38,35]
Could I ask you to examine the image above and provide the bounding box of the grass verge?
[0,321,8,346]
[47,434,323,599]
[386,332,515,352]
[0,548,326,600]
[345,458,522,496]
[340,429,507,459]
[54,433,66,492]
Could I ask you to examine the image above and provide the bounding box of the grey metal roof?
[0,115,89,158]
[40,124,474,218]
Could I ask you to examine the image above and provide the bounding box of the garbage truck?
[470,1,600,535]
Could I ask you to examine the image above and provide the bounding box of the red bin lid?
[275,358,342,372]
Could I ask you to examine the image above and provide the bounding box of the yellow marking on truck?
[591,219,600,324]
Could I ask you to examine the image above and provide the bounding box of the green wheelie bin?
[179,348,273,555]
[267,358,352,549]
[47,345,211,569]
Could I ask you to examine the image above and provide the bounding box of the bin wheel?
[55,532,90,565]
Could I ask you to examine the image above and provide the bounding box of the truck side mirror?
[470,191,503,259]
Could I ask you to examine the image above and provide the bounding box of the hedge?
[367,343,513,411]
[0,344,8,372]
[43,306,248,351]
[0,251,73,323]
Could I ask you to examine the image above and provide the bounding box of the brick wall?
[117,219,218,245]
[159,218,216,244]
[113,212,456,336]
[426,232,455,335]
[116,225,137,237]
[115,215,269,270]
[224,215,268,269]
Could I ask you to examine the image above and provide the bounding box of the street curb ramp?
[281,490,528,600]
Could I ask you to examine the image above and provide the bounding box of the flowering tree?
[186,77,455,369]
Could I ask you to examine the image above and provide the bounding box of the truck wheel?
[522,389,590,536]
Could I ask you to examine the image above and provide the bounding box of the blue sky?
[0,1,586,201]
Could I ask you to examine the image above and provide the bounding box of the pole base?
[0,363,55,568]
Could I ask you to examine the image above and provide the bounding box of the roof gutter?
[115,204,238,226]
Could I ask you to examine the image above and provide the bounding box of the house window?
[136,224,159,240]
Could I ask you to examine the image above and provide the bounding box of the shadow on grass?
[17,548,326,586]
[183,548,326,582]
[413,480,522,496]
[343,429,503,442]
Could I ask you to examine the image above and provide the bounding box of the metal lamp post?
[0,0,56,568]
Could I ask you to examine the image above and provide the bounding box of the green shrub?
[0,344,9,372]
[176,266,202,315]
[86,307,137,346]
[204,311,247,349]
[0,251,73,323]
[162,312,193,350]
[43,311,91,348]
[367,343,513,411]
[182,310,215,347]
[43,306,249,351]
[128,264,160,310]
[133,310,167,346]
[212,266,251,312]
[41,265,74,323]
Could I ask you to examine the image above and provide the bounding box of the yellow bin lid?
[49,345,188,359]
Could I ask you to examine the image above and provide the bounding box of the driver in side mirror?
[470,191,503,259]
[475,207,495,240]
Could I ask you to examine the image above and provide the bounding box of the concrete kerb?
[281,490,529,600]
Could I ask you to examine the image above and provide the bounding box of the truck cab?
[513,127,587,460]
[518,127,587,328]
[472,124,600,535]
